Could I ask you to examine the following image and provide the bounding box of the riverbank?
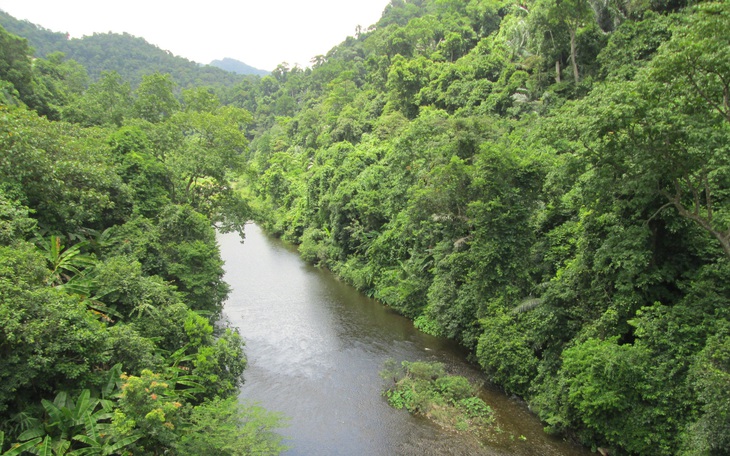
[219,225,590,456]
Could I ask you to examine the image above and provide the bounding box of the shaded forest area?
[1,0,729,454]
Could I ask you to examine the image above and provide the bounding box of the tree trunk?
[569,28,580,84]
[555,60,561,83]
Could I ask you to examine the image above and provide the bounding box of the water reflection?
[219,224,589,456]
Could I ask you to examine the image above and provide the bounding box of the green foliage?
[682,322,730,454]
[236,0,730,454]
[4,0,729,453]
[0,243,112,416]
[382,361,494,435]
[0,193,36,245]
[133,73,180,123]
[0,106,133,232]
[0,21,279,453]
[476,311,539,397]
[110,370,182,452]
[63,71,133,126]
[157,204,230,313]
[176,398,287,456]
[36,235,96,286]
[0,26,37,110]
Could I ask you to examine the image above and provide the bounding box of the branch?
[686,71,730,124]
[703,169,713,222]
[666,191,730,259]
[646,201,675,224]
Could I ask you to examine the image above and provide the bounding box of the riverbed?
[219,224,590,456]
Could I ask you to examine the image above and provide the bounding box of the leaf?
[83,412,100,443]
[53,391,69,410]
[37,436,52,456]
[512,298,544,313]
[55,439,71,455]
[70,435,95,447]
[16,427,46,442]
[102,364,123,399]
[41,400,63,427]
[104,434,142,454]
[73,390,92,421]
[2,438,41,456]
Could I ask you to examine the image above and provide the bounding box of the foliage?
[176,398,287,456]
[235,0,730,454]
[0,22,281,455]
[3,0,730,453]
[382,360,494,435]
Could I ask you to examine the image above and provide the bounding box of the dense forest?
[232,0,730,454]
[0,17,285,455]
[1,0,729,454]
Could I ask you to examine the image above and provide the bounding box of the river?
[219,224,590,456]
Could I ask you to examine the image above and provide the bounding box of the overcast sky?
[0,0,392,71]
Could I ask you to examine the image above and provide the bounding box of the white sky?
[0,0,392,71]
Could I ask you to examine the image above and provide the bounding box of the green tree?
[0,26,35,108]
[553,2,730,259]
[64,71,133,126]
[166,106,252,234]
[133,72,180,123]
[0,243,112,416]
[528,0,594,84]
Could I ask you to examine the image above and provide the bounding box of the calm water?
[219,225,590,456]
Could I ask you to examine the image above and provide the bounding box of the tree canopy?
[2,0,729,454]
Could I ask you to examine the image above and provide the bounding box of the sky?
[0,0,392,71]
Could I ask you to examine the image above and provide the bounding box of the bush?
[382,360,494,435]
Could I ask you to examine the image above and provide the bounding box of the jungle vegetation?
[0,21,284,455]
[234,0,730,454]
[1,0,729,454]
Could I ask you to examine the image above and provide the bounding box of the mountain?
[0,9,245,89]
[0,10,67,56]
[210,58,269,76]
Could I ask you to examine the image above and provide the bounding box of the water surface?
[220,225,589,456]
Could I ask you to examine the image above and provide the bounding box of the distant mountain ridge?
[210,58,269,76]
[0,9,251,89]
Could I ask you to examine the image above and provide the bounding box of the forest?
[1,0,729,454]
[0,17,285,455]
[234,0,729,454]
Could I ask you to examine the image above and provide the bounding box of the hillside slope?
[0,9,247,88]
[236,0,730,454]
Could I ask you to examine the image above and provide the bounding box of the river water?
[219,225,590,456]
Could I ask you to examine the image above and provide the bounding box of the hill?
[210,57,269,76]
[0,9,245,89]
[235,1,730,454]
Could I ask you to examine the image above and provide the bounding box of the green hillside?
[0,10,248,89]
[236,1,730,454]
